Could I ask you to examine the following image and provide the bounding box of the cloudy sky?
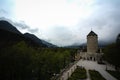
[0,0,120,46]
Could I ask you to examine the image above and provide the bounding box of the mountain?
[24,33,47,47]
[64,44,81,48]
[41,40,57,47]
[0,20,52,48]
[64,41,111,49]
[24,33,57,47]
[0,28,24,48]
[98,40,113,48]
[0,20,21,34]
[63,42,86,48]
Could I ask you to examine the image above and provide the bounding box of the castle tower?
[87,31,98,54]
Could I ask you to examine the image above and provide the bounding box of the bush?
[68,67,87,80]
[107,70,120,80]
[89,70,106,80]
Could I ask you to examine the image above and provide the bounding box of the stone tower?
[87,31,98,54]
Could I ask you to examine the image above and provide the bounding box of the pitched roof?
[87,31,97,36]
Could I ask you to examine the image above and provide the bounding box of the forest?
[0,41,77,80]
[103,34,120,70]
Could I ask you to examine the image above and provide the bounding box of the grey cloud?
[0,17,29,30]
[14,21,39,33]
[95,0,120,7]
[73,0,120,45]
[0,9,8,14]
[1,0,120,46]
[46,26,78,46]
[28,28,39,33]
[0,0,14,18]
[52,26,72,40]
[0,17,39,33]
[0,17,9,20]
[14,21,29,29]
[88,0,120,42]
[0,9,9,17]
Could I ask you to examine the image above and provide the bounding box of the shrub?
[68,67,87,80]
[107,70,120,80]
[89,70,106,80]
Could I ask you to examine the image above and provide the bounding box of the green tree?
[0,41,36,80]
[0,41,76,80]
[104,34,120,69]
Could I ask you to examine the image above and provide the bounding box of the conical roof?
[87,31,97,36]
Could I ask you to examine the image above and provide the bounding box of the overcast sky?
[0,0,120,46]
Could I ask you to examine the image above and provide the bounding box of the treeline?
[0,41,77,80]
[103,33,120,69]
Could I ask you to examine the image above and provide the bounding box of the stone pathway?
[77,60,118,80]
[86,69,90,80]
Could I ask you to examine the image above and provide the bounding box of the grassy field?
[68,66,87,80]
[89,70,106,80]
[107,70,120,80]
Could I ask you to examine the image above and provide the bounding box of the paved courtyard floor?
[77,60,117,80]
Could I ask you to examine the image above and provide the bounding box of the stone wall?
[57,62,77,80]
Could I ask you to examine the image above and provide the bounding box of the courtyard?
[77,60,117,80]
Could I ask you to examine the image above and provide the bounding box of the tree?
[0,41,76,80]
[103,34,120,70]
[116,33,120,47]
[0,41,35,80]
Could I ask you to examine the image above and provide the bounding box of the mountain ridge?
[0,20,56,48]
[0,20,21,34]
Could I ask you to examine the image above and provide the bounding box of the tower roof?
[87,31,97,36]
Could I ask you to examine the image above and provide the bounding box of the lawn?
[89,70,106,80]
[107,70,120,80]
[68,66,87,80]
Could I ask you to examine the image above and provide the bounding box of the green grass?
[107,70,120,80]
[89,70,106,80]
[68,67,87,80]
